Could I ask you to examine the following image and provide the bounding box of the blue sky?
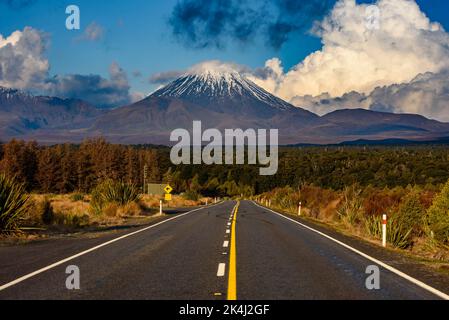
[1,0,449,118]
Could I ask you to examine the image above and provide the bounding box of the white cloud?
[0,27,141,108]
[0,27,49,90]
[251,0,449,104]
[290,70,449,122]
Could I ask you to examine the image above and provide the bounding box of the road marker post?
[298,201,302,216]
[159,200,163,215]
[382,214,387,247]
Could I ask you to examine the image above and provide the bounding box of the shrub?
[40,198,54,225]
[426,180,449,244]
[396,191,425,238]
[363,213,413,248]
[337,186,363,226]
[387,214,413,249]
[91,180,140,215]
[0,174,29,233]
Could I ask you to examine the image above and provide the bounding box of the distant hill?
[1,69,449,145]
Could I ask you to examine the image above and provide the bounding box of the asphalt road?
[0,200,448,300]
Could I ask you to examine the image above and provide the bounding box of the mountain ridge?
[1,72,449,145]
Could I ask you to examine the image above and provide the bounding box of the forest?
[1,138,449,196]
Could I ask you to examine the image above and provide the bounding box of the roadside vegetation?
[257,182,449,261]
[0,138,448,258]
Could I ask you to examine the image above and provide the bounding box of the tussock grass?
[90,180,140,215]
[0,174,29,234]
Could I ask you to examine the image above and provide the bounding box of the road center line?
[252,201,449,300]
[0,202,223,292]
[223,241,229,248]
[227,202,239,301]
[217,263,226,277]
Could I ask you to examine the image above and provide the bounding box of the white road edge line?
[0,202,224,292]
[217,263,226,277]
[252,201,449,300]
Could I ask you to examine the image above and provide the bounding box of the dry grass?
[19,193,213,233]
[140,194,212,208]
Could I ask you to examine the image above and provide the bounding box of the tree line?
[0,139,167,194]
[1,139,449,196]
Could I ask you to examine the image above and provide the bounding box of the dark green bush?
[426,180,449,244]
[40,198,54,225]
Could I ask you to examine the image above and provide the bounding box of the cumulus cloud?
[0,27,140,108]
[46,62,141,109]
[0,27,49,91]
[243,0,449,121]
[169,0,335,49]
[251,0,449,101]
[291,70,449,122]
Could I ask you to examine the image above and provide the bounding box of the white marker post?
[159,200,163,216]
[382,214,387,247]
[298,201,302,216]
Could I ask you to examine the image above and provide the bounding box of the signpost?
[164,184,173,201]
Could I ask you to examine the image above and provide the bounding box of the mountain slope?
[318,108,449,138]
[86,69,322,144]
[2,70,449,145]
[0,87,102,138]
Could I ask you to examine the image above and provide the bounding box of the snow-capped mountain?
[87,68,321,144]
[152,69,295,113]
[2,68,449,145]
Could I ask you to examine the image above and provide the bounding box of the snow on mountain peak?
[151,61,294,111]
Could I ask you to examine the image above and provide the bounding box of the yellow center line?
[227,201,239,300]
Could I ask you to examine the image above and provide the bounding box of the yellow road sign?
[165,194,172,201]
[164,185,173,194]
